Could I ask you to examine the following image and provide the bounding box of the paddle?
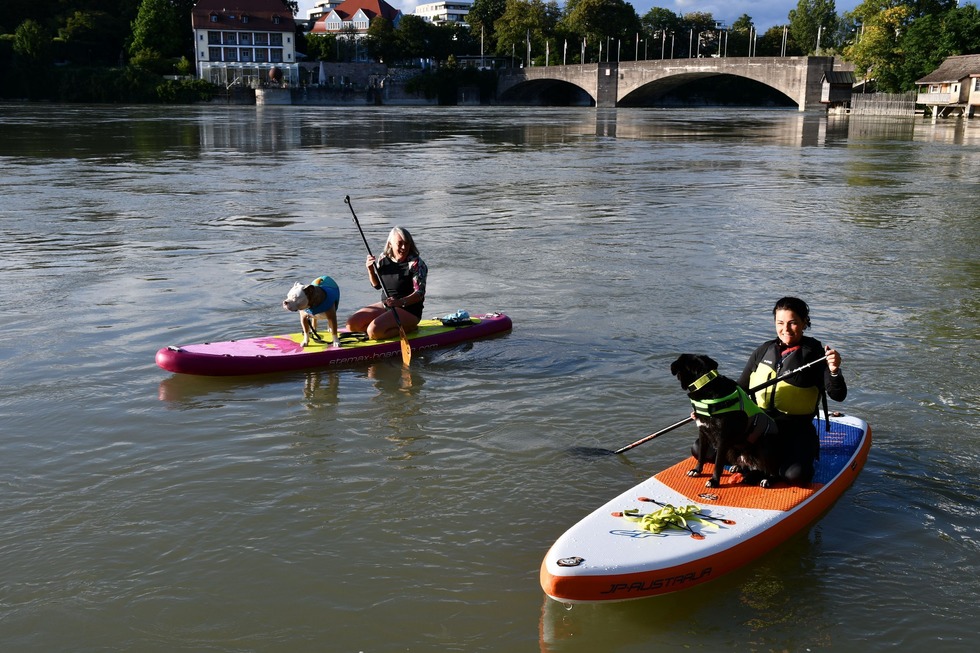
[344,195,412,367]
[575,353,834,457]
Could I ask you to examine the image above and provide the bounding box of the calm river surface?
[1,103,978,652]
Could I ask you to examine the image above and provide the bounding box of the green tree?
[366,16,399,63]
[494,0,561,62]
[13,19,52,64]
[398,14,432,62]
[726,14,754,57]
[843,4,911,89]
[129,0,186,60]
[467,0,507,52]
[59,10,126,65]
[305,33,339,61]
[560,0,641,60]
[788,0,839,54]
[641,6,683,33]
[757,24,803,56]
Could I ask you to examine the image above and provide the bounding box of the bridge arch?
[496,57,841,111]
[497,78,594,106]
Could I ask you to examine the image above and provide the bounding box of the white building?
[414,0,473,26]
[191,0,299,87]
[307,1,343,22]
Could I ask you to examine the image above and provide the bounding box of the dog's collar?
[687,370,718,393]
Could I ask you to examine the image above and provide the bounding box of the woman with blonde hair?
[346,226,428,341]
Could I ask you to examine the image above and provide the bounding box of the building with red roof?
[191,0,299,87]
[309,0,402,37]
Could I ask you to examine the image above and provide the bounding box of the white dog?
[282,276,341,348]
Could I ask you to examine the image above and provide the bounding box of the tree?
[398,14,432,62]
[305,33,338,61]
[843,4,911,90]
[560,0,641,60]
[13,19,53,65]
[494,0,561,62]
[726,14,755,57]
[129,0,186,60]
[59,10,126,65]
[788,0,839,54]
[467,0,507,52]
[366,16,399,63]
[641,6,683,33]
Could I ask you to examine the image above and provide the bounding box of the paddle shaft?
[344,195,411,364]
[612,353,833,455]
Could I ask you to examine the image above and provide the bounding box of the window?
[271,49,283,63]
[210,13,218,23]
[209,47,222,61]
[242,14,249,24]
[255,33,269,45]
[273,15,281,24]
[240,48,253,62]
[224,47,238,61]
[240,32,252,45]
[254,48,268,63]
[223,32,237,45]
[271,33,283,46]
[208,31,221,44]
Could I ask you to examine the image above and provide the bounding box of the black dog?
[670,354,781,489]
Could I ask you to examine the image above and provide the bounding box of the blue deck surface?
[813,417,864,485]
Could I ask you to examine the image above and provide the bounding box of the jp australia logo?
[600,567,713,595]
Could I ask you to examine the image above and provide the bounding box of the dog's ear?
[670,354,695,378]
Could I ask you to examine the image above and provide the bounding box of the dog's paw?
[759,478,774,489]
[705,478,720,488]
[300,338,310,348]
[687,469,701,478]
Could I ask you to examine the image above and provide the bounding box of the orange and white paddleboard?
[540,412,871,603]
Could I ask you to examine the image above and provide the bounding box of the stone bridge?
[497,56,841,111]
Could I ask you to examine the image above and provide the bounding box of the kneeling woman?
[347,226,427,341]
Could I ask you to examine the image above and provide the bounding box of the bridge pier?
[596,63,618,108]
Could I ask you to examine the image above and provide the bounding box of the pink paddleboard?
[156,312,512,376]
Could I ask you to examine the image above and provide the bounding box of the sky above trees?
[297,0,861,31]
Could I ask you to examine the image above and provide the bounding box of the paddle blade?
[399,328,412,366]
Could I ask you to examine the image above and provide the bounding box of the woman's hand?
[825,345,842,374]
[365,254,376,269]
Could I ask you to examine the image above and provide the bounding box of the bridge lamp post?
[671,32,675,59]
[689,29,693,58]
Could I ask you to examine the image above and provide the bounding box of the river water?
[1,103,978,652]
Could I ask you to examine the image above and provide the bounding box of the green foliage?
[561,0,641,46]
[641,7,683,33]
[306,33,339,62]
[468,0,508,50]
[129,0,186,60]
[366,17,399,63]
[13,19,53,65]
[156,77,218,103]
[788,0,840,54]
[495,0,564,60]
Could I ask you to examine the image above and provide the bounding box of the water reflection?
[6,104,977,160]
